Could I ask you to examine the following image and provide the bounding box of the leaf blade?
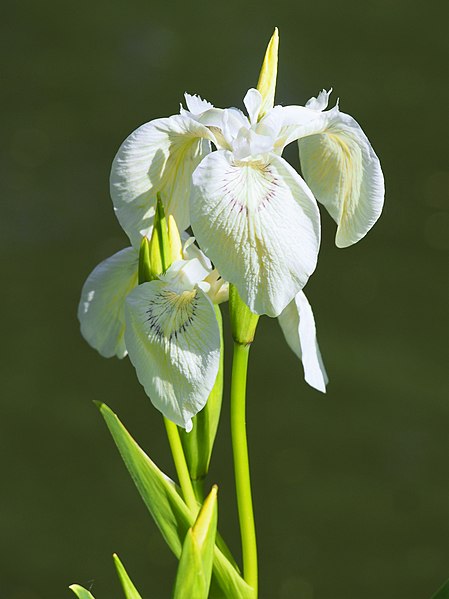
[113,554,143,599]
[69,585,96,599]
[98,403,255,598]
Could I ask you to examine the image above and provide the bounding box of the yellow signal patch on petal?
[125,277,220,431]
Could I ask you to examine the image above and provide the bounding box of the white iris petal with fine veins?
[110,115,215,248]
[191,150,320,317]
[125,259,221,431]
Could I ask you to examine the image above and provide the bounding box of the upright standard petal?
[191,151,321,317]
[278,291,328,392]
[78,247,138,359]
[124,279,220,431]
[298,106,384,247]
[243,88,263,125]
[110,115,214,248]
[183,93,213,116]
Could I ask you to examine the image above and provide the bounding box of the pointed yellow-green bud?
[256,27,279,119]
[138,236,152,284]
[191,485,218,546]
[172,486,218,599]
[149,194,172,278]
[168,214,183,263]
[229,284,260,346]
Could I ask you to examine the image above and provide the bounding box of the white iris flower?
[189,87,384,316]
[111,86,383,318]
[78,238,227,430]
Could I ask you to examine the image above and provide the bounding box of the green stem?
[163,417,198,513]
[230,342,258,595]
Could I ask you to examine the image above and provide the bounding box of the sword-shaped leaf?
[113,554,143,599]
[69,585,96,599]
[98,402,255,599]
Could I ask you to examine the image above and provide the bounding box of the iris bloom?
[84,30,385,422]
[78,234,327,430]
[111,86,383,318]
[78,237,227,430]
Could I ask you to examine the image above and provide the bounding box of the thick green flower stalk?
[74,27,385,599]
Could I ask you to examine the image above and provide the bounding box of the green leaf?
[97,401,191,558]
[179,305,224,487]
[432,578,449,599]
[210,547,255,599]
[98,402,255,599]
[69,585,96,599]
[113,554,143,599]
[173,486,218,599]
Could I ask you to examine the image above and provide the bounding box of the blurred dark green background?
[1,0,448,598]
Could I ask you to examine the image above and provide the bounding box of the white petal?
[161,258,211,290]
[243,88,263,124]
[305,88,332,111]
[298,106,385,247]
[181,239,228,303]
[184,93,214,115]
[278,291,328,392]
[232,127,276,161]
[182,236,213,271]
[191,151,321,317]
[268,105,325,150]
[78,247,138,359]
[110,114,213,248]
[125,281,221,431]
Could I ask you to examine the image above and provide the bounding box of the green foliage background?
[1,0,447,597]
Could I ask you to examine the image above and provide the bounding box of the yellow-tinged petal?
[110,115,213,249]
[256,27,279,119]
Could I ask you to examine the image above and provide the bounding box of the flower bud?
[149,194,170,277]
[229,284,259,346]
[146,195,183,281]
[138,235,152,284]
[256,27,279,119]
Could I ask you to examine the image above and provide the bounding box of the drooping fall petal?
[191,151,320,317]
[278,291,328,392]
[78,247,138,358]
[124,268,220,431]
[298,106,384,247]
